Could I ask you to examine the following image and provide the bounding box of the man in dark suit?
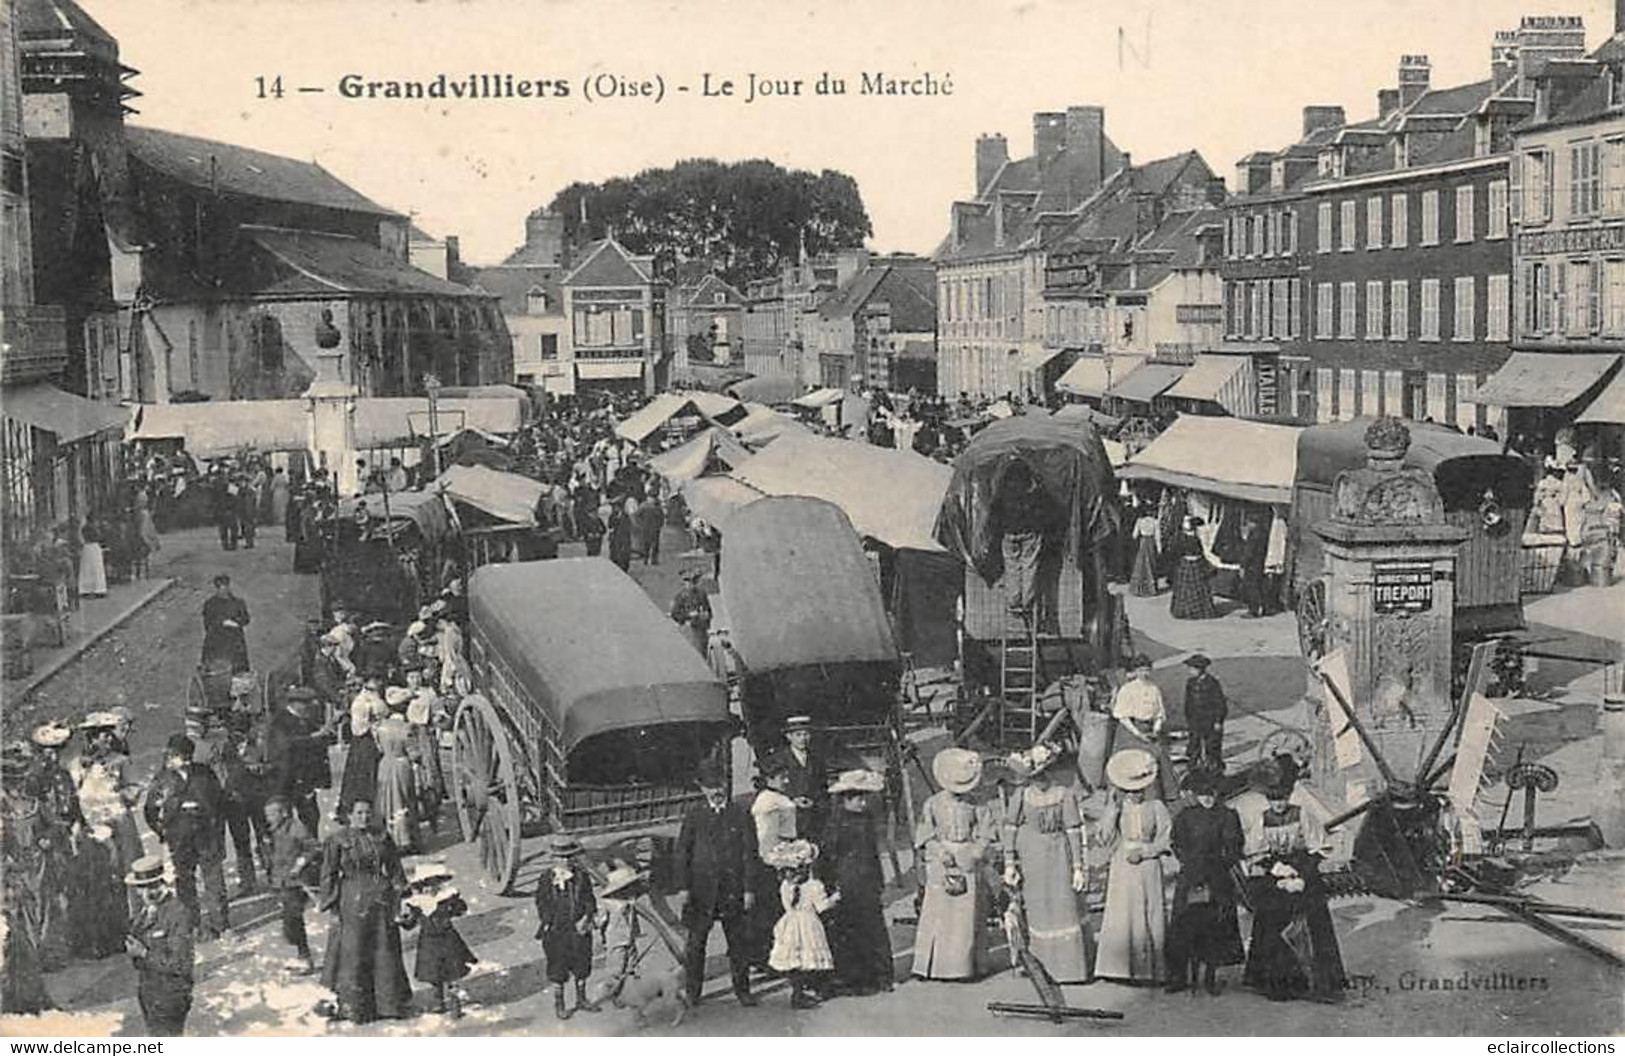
[143,734,229,939]
[201,574,251,673]
[124,856,196,1035]
[671,765,758,1008]
[264,687,331,836]
[779,715,829,838]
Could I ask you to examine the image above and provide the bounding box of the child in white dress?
[765,839,838,1009]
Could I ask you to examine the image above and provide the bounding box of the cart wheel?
[1259,727,1312,769]
[451,694,522,894]
[1296,579,1328,661]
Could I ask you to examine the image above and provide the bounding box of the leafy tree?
[540,159,871,286]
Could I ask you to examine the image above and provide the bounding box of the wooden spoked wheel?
[451,694,523,894]
[1259,727,1313,768]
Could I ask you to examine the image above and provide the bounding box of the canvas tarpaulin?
[728,433,952,552]
[1577,367,1625,424]
[5,384,129,443]
[1119,415,1300,505]
[682,475,763,533]
[615,391,744,443]
[647,427,753,483]
[1472,352,1619,407]
[127,396,522,454]
[935,414,1120,584]
[337,489,449,543]
[435,464,546,525]
[467,559,730,753]
[731,403,810,446]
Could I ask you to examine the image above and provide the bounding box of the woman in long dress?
[750,757,799,969]
[337,679,387,821]
[911,748,994,981]
[818,770,893,995]
[1002,743,1093,983]
[1095,749,1173,984]
[1243,774,1346,1002]
[1169,517,1217,620]
[1166,769,1245,993]
[372,697,420,853]
[1129,507,1161,597]
[319,799,413,1023]
[77,517,108,599]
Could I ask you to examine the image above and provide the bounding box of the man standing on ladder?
[990,462,1065,628]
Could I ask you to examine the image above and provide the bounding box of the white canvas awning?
[1164,355,1254,416]
[435,464,545,525]
[1473,352,1619,408]
[791,387,844,409]
[615,391,743,443]
[1055,356,1112,398]
[577,360,645,381]
[1119,415,1301,505]
[127,396,523,455]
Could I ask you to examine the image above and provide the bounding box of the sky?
[86,0,1616,265]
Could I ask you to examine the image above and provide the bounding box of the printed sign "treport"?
[1373,561,1434,614]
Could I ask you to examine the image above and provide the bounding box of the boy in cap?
[533,833,598,1019]
[1182,654,1228,776]
[125,856,195,1035]
[264,795,318,974]
[669,567,712,656]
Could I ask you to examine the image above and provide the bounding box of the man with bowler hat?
[125,855,195,1035]
[671,763,759,1008]
[143,734,228,939]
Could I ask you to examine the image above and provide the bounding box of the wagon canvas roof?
[719,497,899,675]
[936,415,1120,582]
[435,464,546,525]
[1293,418,1532,505]
[467,559,730,753]
[1119,415,1300,505]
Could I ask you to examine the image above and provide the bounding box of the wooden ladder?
[998,615,1042,748]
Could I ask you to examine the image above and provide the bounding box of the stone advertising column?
[1309,417,1468,811]
[302,308,361,496]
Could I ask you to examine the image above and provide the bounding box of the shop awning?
[1018,346,1066,372]
[1577,368,1625,424]
[128,396,522,454]
[1056,356,1111,398]
[791,387,844,409]
[1119,414,1301,505]
[1164,355,1253,416]
[1105,361,1189,404]
[1472,352,1619,407]
[4,384,129,443]
[435,464,545,526]
[577,360,645,381]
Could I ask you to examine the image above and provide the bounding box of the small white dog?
[588,964,690,1028]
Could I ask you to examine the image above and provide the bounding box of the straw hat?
[1106,748,1158,792]
[406,620,428,638]
[1183,653,1212,670]
[385,686,412,708]
[547,833,584,859]
[79,711,122,732]
[30,722,70,749]
[932,747,983,795]
[783,715,814,732]
[125,855,167,887]
[762,839,819,870]
[597,865,647,899]
[406,860,454,888]
[827,769,885,796]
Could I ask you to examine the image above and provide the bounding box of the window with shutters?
[1340,200,1357,251]
[1250,281,1263,339]
[1230,283,1245,337]
[1316,282,1334,337]
[1606,260,1625,335]
[1552,261,1568,335]
[1453,276,1475,342]
[1523,150,1553,223]
[1253,214,1266,257]
[1284,210,1297,255]
[1317,202,1333,253]
[1605,139,1625,216]
[1222,221,1232,259]
[1339,281,1357,337]
[1289,278,1302,337]
[1420,278,1440,340]
[1570,140,1601,217]
[1486,274,1510,341]
[1455,185,1475,243]
[1390,280,1409,340]
[1487,180,1508,239]
[1274,278,1291,337]
[1365,281,1384,339]
[1567,260,1595,336]
[1266,212,1278,257]
[1421,190,1440,245]
[1367,197,1383,249]
[1391,193,1408,247]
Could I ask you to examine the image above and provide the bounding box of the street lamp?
[423,372,442,480]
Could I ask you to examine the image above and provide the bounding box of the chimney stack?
[1398,55,1431,109]
[1515,16,1587,93]
[975,133,1008,198]
[524,209,565,267]
[1064,105,1107,196]
[1033,111,1066,169]
[1378,88,1401,118]
[1491,29,1519,90]
[1302,105,1346,138]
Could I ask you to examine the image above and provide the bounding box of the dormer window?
[526,286,549,314]
[713,292,726,305]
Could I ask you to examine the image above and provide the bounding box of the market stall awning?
[1018,346,1066,372]
[727,375,803,406]
[615,391,743,443]
[434,464,545,525]
[1106,361,1189,404]
[729,433,953,552]
[577,360,645,381]
[1052,403,1122,429]
[1055,356,1111,398]
[1119,414,1301,505]
[5,384,129,442]
[1577,368,1625,424]
[648,427,753,482]
[1163,355,1253,416]
[1472,352,1620,408]
[731,403,810,447]
[791,387,844,409]
[128,396,521,455]
[682,475,764,534]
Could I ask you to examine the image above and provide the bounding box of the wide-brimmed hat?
[1007,742,1061,779]
[30,722,70,748]
[762,839,818,870]
[363,621,392,636]
[547,833,584,859]
[1106,748,1158,792]
[125,855,167,887]
[406,860,454,888]
[406,620,428,638]
[597,865,648,899]
[932,748,983,794]
[79,711,122,732]
[828,769,885,796]
[385,686,412,708]
[1183,654,1212,670]
[680,567,704,581]
[183,705,212,728]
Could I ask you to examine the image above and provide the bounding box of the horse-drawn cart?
[451,559,737,894]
